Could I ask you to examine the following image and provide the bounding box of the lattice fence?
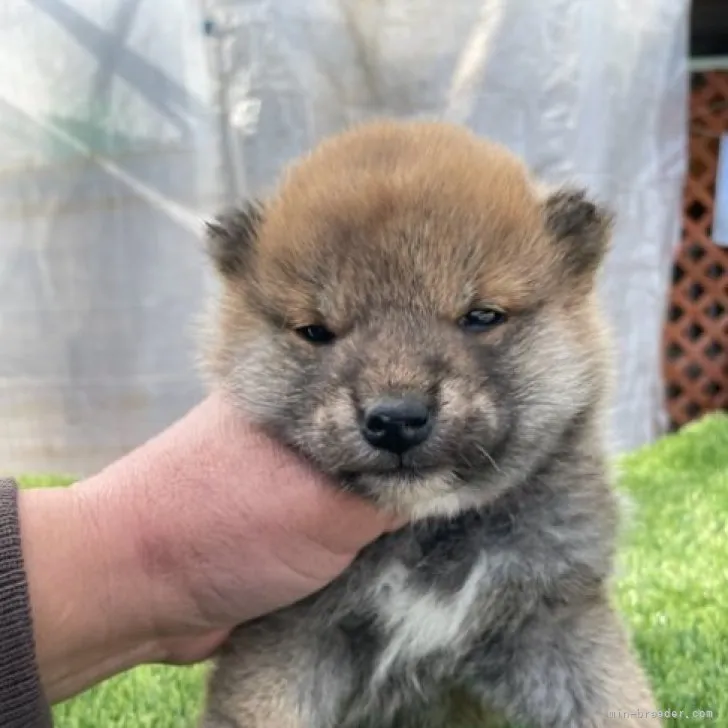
[664,70,728,429]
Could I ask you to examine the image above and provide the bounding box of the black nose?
[361,397,433,454]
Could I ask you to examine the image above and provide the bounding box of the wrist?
[19,474,164,703]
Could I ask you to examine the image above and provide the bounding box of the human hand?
[20,391,400,702]
[125,389,402,661]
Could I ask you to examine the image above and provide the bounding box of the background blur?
[0,0,723,477]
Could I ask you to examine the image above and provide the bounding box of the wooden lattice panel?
[664,71,728,429]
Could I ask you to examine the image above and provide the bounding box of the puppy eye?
[295,325,336,345]
[457,307,507,333]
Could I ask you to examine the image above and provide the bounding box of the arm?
[12,391,398,705]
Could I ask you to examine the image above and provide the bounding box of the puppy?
[197,120,660,727]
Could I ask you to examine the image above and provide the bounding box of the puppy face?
[201,121,613,517]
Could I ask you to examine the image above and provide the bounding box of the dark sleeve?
[0,478,53,727]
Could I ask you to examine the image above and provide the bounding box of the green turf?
[19,413,728,727]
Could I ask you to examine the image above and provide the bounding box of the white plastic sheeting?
[0,0,689,476]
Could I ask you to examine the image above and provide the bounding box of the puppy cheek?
[226,339,302,425]
[311,389,356,433]
[300,391,368,470]
[439,381,498,433]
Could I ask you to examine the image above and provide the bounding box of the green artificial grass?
[18,413,728,727]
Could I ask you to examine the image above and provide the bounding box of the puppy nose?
[361,397,433,454]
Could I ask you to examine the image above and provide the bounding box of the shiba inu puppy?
[197,120,659,728]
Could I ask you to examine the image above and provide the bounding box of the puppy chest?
[369,558,488,674]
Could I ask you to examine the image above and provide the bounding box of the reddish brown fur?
[254,121,585,314]
[204,120,609,388]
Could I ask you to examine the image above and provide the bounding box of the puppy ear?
[205,200,264,277]
[542,188,614,277]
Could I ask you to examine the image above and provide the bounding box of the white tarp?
[0,0,689,476]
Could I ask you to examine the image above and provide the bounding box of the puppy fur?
[197,120,660,728]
